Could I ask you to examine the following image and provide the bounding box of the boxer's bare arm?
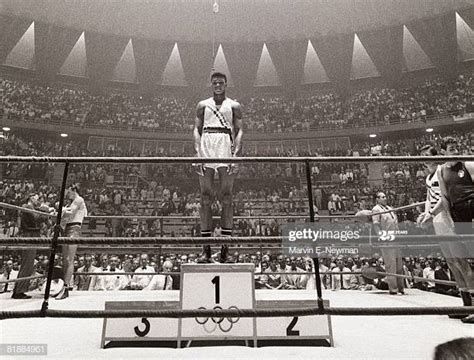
[232,103,243,156]
[193,103,205,156]
[431,165,450,216]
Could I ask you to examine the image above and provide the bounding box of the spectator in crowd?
[331,258,352,290]
[282,257,305,289]
[0,260,18,293]
[434,259,458,297]
[89,255,129,291]
[422,259,437,292]
[76,255,98,291]
[144,260,173,290]
[261,257,283,290]
[130,254,155,290]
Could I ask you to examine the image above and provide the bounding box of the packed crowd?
[1,73,472,132]
[2,129,472,238]
[0,251,460,295]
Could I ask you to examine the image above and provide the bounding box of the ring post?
[41,162,69,314]
[304,160,315,222]
[305,159,324,309]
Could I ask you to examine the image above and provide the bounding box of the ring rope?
[0,235,471,246]
[0,274,46,284]
[374,271,457,286]
[0,201,424,220]
[1,306,473,320]
[0,243,455,253]
[1,155,473,164]
[0,271,457,287]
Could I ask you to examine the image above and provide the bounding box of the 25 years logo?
[378,230,395,241]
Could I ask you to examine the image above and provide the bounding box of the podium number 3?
[134,318,151,337]
[212,276,220,304]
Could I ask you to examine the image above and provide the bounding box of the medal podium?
[101,264,333,348]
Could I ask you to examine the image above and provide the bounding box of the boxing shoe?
[11,293,32,299]
[197,245,213,263]
[461,314,474,324]
[55,286,69,300]
[220,244,232,263]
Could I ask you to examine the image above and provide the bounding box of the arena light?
[60,133,68,138]
[425,128,433,133]
[2,127,10,131]
[369,134,377,138]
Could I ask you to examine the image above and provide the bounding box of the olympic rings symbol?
[195,306,240,333]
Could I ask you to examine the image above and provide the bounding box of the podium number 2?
[286,317,300,336]
[212,276,220,304]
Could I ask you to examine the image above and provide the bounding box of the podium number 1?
[212,276,220,304]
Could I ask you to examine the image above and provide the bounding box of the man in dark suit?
[12,194,41,299]
[434,259,458,297]
[75,255,97,291]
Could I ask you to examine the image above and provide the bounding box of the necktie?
[3,273,10,292]
[340,273,345,290]
[163,275,169,290]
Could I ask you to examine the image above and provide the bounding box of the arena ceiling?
[0,1,473,93]
[0,0,472,42]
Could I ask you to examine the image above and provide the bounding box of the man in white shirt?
[372,192,404,295]
[0,260,18,293]
[144,261,173,291]
[422,261,437,291]
[299,257,318,290]
[331,259,352,290]
[89,255,129,291]
[282,257,305,289]
[130,254,155,290]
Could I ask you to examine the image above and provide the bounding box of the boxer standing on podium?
[193,72,243,262]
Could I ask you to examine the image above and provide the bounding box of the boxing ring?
[0,155,473,359]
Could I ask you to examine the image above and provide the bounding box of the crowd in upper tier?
[0,73,472,132]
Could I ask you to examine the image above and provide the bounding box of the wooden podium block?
[100,266,334,348]
[101,301,180,348]
[179,264,256,343]
[256,299,333,345]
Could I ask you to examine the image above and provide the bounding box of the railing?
[1,111,454,134]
